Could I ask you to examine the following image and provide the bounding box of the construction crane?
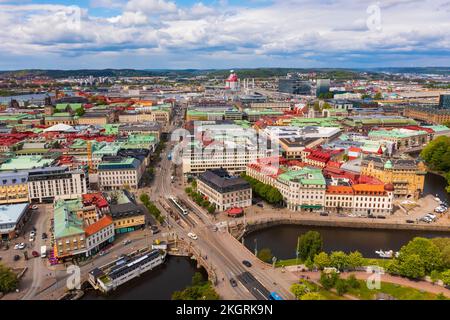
[86,140,94,174]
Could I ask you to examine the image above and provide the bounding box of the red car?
[31,251,39,258]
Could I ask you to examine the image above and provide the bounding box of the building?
[118,122,162,140]
[85,215,115,256]
[361,156,427,198]
[302,149,331,168]
[316,79,331,96]
[278,78,311,95]
[0,203,31,240]
[404,106,450,125]
[325,184,394,216]
[249,102,292,111]
[368,128,430,151]
[105,190,146,234]
[197,169,252,211]
[225,70,240,91]
[27,167,88,203]
[98,157,144,190]
[0,172,29,204]
[439,94,450,109]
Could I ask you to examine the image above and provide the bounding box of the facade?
[278,137,322,160]
[85,215,115,256]
[404,106,450,125]
[249,102,292,111]
[361,156,427,198]
[439,94,450,109]
[106,190,146,234]
[98,157,144,190]
[278,78,311,95]
[316,79,331,96]
[0,172,29,204]
[197,169,252,211]
[368,128,430,150]
[27,167,88,203]
[0,203,31,240]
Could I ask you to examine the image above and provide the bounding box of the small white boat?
[375,250,395,258]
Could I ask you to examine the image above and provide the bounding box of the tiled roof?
[85,215,113,237]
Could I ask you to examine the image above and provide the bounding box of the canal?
[243,172,450,260]
[82,256,206,300]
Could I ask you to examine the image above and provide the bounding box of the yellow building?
[361,156,427,198]
[0,173,30,204]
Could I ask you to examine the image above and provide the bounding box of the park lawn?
[318,288,348,300]
[347,280,438,300]
[275,257,391,268]
[275,258,303,268]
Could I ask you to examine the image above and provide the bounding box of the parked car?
[319,212,329,216]
[31,251,39,258]
[14,255,21,261]
[229,278,238,287]
[188,232,198,240]
[406,220,415,224]
[151,229,160,235]
[41,233,48,240]
[29,236,35,242]
[122,240,132,245]
[376,215,386,219]
[30,231,36,237]
[242,260,252,268]
[256,203,264,208]
[14,243,26,250]
[31,205,38,210]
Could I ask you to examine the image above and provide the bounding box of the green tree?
[290,283,310,299]
[440,269,450,285]
[319,271,339,290]
[298,231,323,262]
[314,252,331,270]
[346,274,360,289]
[397,237,444,274]
[0,264,18,293]
[185,187,193,194]
[192,272,206,286]
[347,251,364,270]
[399,254,426,279]
[335,279,349,296]
[140,193,150,205]
[300,292,324,300]
[207,204,216,214]
[431,237,450,268]
[329,251,350,271]
[257,248,273,263]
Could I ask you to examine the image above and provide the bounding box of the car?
[242,260,252,267]
[30,231,36,237]
[151,229,160,235]
[229,278,238,287]
[41,233,48,240]
[14,243,26,250]
[122,240,132,245]
[426,213,437,219]
[256,203,264,208]
[150,225,159,231]
[319,212,329,216]
[31,251,39,258]
[14,255,21,261]
[31,205,38,210]
[406,219,415,224]
[211,226,218,232]
[188,232,198,240]
[99,250,109,256]
[29,236,35,242]
[376,215,386,219]
[420,217,432,223]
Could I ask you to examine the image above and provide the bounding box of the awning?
[300,204,322,210]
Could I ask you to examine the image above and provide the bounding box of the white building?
[85,215,115,257]
[27,167,88,203]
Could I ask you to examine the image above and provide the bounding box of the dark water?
[244,225,450,259]
[82,256,206,300]
[423,172,450,202]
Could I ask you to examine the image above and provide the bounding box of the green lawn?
[275,257,390,268]
[347,280,439,300]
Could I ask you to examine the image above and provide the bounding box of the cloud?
[0,0,450,68]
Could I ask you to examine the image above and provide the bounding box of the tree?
[314,252,330,270]
[140,193,150,205]
[347,251,364,270]
[191,272,206,286]
[257,248,273,263]
[319,271,339,290]
[431,237,450,268]
[335,279,349,296]
[298,231,323,262]
[0,264,18,293]
[329,251,350,271]
[290,283,310,299]
[185,187,193,194]
[399,254,426,279]
[397,237,444,274]
[207,204,216,214]
[75,107,85,117]
[420,136,450,172]
[300,292,324,300]
[374,92,383,100]
[440,269,450,286]
[346,274,360,289]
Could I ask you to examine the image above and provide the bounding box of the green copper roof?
[54,199,85,239]
[277,167,326,185]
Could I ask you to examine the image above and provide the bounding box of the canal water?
[82,256,206,300]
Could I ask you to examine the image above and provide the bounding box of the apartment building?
[0,172,29,204]
[105,190,146,234]
[197,169,252,211]
[98,157,144,190]
[360,156,427,198]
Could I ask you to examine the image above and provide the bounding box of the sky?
[0,0,450,70]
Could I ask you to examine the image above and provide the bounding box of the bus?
[169,196,188,215]
[40,245,47,258]
[268,292,283,300]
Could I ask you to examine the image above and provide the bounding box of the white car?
[14,243,26,250]
[188,232,198,240]
[31,205,38,210]
[30,231,36,237]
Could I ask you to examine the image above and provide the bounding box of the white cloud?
[125,0,177,14]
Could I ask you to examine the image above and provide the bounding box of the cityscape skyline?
[1,0,450,69]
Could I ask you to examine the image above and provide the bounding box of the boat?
[375,250,397,258]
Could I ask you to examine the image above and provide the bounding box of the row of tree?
[139,193,164,224]
[420,136,450,191]
[185,186,216,214]
[240,174,283,205]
